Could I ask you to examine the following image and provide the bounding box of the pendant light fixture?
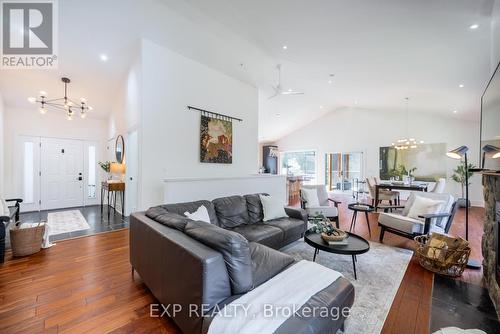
[27,77,92,120]
[392,97,424,150]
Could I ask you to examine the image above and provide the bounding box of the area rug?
[282,240,413,334]
[47,210,91,235]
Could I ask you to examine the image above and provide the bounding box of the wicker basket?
[414,234,471,277]
[321,228,347,242]
[10,222,45,257]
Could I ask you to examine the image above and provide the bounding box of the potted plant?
[310,213,346,242]
[98,161,111,180]
[389,165,417,180]
[450,160,475,207]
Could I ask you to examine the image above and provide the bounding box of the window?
[87,145,96,198]
[281,151,317,184]
[23,142,34,203]
[325,152,363,192]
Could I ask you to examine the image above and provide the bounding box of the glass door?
[325,152,363,193]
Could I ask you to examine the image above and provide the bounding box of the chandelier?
[391,97,424,150]
[28,77,92,120]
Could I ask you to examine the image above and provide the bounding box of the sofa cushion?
[145,207,191,231]
[244,194,265,224]
[379,212,426,234]
[229,223,283,249]
[265,217,306,242]
[158,200,219,225]
[184,220,253,294]
[212,196,249,228]
[249,242,295,286]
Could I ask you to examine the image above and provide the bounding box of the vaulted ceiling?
[0,0,496,142]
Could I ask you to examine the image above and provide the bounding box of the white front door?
[40,138,84,210]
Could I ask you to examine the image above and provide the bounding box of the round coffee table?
[347,203,375,237]
[304,230,370,279]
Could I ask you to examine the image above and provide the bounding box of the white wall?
[0,93,5,196]
[491,0,500,73]
[139,39,259,209]
[3,108,108,199]
[273,107,483,206]
[108,52,142,215]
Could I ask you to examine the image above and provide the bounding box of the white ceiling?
[0,0,496,142]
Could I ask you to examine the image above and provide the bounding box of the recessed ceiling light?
[99,54,108,61]
[319,105,324,109]
[328,80,333,84]
[282,45,288,50]
[459,84,464,88]
[469,24,479,30]
[453,110,458,113]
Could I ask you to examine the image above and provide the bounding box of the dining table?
[374,181,428,211]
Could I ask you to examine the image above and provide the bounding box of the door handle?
[78,177,83,181]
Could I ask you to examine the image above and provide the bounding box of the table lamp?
[110,162,126,181]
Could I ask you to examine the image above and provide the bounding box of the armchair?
[300,185,341,228]
[378,192,457,242]
[1,198,23,263]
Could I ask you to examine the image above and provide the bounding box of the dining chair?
[431,178,446,194]
[366,177,399,207]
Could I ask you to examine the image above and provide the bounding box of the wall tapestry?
[379,143,447,182]
[200,115,233,163]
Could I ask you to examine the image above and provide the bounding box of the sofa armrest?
[328,198,341,207]
[130,212,231,334]
[381,205,405,212]
[285,206,308,223]
[420,212,451,234]
[418,213,451,219]
[5,198,23,204]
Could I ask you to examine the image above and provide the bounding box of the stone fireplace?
[482,173,500,317]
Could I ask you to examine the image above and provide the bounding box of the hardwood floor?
[0,199,485,334]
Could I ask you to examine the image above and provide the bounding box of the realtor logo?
[1,0,58,69]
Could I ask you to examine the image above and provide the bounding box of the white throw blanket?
[208,260,342,334]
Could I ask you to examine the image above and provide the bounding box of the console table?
[101,182,125,217]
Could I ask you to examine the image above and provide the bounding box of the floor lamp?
[446,146,481,269]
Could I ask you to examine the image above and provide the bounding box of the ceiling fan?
[269,64,304,99]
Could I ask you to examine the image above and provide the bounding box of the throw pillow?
[407,196,444,220]
[184,220,253,294]
[301,188,320,207]
[259,194,287,222]
[184,205,211,223]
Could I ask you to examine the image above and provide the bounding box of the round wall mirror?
[115,135,125,163]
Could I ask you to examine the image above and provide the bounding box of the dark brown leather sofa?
[130,194,355,334]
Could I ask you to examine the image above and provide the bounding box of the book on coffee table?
[328,239,348,246]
